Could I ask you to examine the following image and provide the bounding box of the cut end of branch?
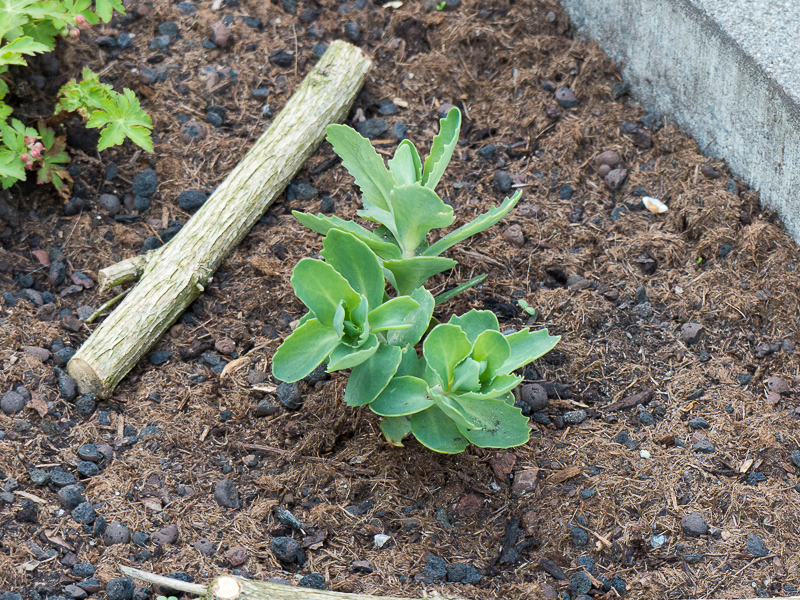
[213,576,241,600]
[66,357,105,397]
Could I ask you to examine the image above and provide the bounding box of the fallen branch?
[68,41,371,397]
[120,566,461,600]
[602,389,654,412]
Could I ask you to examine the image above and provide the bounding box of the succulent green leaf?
[395,347,424,378]
[471,330,511,383]
[380,416,411,446]
[292,212,402,260]
[326,124,395,212]
[332,301,346,338]
[345,343,403,407]
[385,287,435,348]
[498,328,561,375]
[409,406,469,454]
[327,333,380,371]
[387,139,422,186]
[454,397,531,448]
[272,318,340,383]
[291,258,360,327]
[448,310,500,344]
[388,183,454,255]
[424,191,522,257]
[369,376,432,417]
[421,107,460,191]
[429,387,477,429]
[321,229,385,312]
[383,256,456,296]
[367,296,420,332]
[422,324,472,389]
[451,358,482,393]
[459,374,522,401]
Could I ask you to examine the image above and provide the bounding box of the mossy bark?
[68,41,372,397]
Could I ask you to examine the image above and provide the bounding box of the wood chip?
[547,465,583,483]
[603,389,654,411]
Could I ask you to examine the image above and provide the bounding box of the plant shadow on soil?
[1,1,800,599]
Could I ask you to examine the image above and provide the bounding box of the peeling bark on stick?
[119,566,462,600]
[68,41,371,397]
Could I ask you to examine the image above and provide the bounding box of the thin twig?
[120,566,207,595]
[237,442,374,475]
[85,289,130,324]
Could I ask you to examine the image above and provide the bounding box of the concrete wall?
[560,0,800,242]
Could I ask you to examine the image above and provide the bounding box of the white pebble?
[374,534,391,549]
[643,196,668,214]
[640,449,651,459]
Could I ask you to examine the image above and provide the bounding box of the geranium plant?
[273,107,560,453]
[0,0,152,195]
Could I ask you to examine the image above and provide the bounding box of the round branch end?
[213,576,241,600]
[66,357,105,397]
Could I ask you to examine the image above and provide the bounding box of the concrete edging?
[560,0,800,241]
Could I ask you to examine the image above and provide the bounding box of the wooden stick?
[67,41,371,397]
[120,566,462,600]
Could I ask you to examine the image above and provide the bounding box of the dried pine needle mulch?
[2,0,800,599]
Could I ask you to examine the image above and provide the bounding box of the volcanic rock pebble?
[179,121,206,144]
[50,466,76,487]
[77,461,100,477]
[446,563,481,584]
[177,190,207,211]
[680,323,705,344]
[71,501,96,524]
[503,224,524,247]
[214,478,240,509]
[604,168,627,190]
[355,118,388,140]
[104,521,131,545]
[215,337,236,355]
[105,577,134,600]
[299,574,326,589]
[1,390,26,415]
[568,571,592,595]
[210,21,231,47]
[494,171,512,193]
[414,554,447,584]
[511,469,538,495]
[73,563,95,578]
[271,536,301,562]
[77,443,102,462]
[766,376,790,394]
[681,512,708,537]
[564,409,587,424]
[100,194,122,215]
[520,384,548,411]
[555,87,578,108]
[75,394,96,417]
[344,21,361,42]
[195,538,215,555]
[152,523,178,545]
[131,169,158,197]
[58,485,85,510]
[746,532,768,557]
[277,382,302,409]
[57,370,77,401]
[64,585,88,599]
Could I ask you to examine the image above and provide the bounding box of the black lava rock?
[493,171,512,193]
[132,169,158,197]
[355,118,389,140]
[214,478,240,509]
[276,382,302,409]
[681,512,708,537]
[149,351,171,365]
[71,501,96,524]
[177,190,208,211]
[58,485,85,509]
[75,394,97,417]
[271,536,301,562]
[414,554,447,584]
[105,577,134,600]
[446,563,481,584]
[298,574,326,590]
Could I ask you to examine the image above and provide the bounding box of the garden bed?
[1,0,800,599]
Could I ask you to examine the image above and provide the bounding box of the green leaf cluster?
[273,108,560,453]
[0,0,150,195]
[294,107,521,296]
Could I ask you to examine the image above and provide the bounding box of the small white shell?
[643,196,668,214]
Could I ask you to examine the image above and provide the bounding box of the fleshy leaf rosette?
[271,230,421,382]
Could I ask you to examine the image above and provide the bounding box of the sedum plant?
[272,107,561,453]
[294,108,522,295]
[365,310,559,453]
[271,229,422,383]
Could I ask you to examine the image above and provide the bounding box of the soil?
[1,1,800,599]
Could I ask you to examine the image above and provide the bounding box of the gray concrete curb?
[560,0,800,242]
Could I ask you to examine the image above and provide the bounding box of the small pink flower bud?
[70,27,80,37]
[20,153,28,162]
[76,15,91,30]
[24,136,35,144]
[30,147,42,159]
[24,160,33,170]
